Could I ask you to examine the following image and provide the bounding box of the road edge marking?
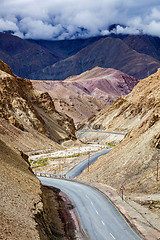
[74,206,90,240]
[39,177,143,240]
[63,178,144,240]
[90,184,144,240]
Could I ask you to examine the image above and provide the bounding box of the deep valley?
[0,32,160,240]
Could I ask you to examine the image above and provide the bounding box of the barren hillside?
[1,33,160,81]
[32,37,160,80]
[79,69,160,194]
[32,67,138,126]
[0,60,77,239]
[0,138,70,240]
[0,32,58,79]
[0,59,76,152]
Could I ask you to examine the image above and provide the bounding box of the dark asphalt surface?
[65,149,111,178]
[39,177,142,240]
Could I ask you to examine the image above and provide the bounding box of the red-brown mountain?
[32,37,160,80]
[31,67,139,126]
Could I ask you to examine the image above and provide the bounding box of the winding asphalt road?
[65,149,111,178]
[39,177,142,240]
[39,132,142,239]
[77,129,126,135]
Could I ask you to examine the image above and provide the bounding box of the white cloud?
[0,18,18,32]
[19,18,64,39]
[144,21,160,37]
[150,8,160,21]
[112,25,140,35]
[0,0,160,39]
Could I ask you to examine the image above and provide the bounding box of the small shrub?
[105,142,116,147]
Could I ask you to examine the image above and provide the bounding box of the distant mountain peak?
[0,32,160,80]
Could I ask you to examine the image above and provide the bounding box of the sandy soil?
[0,138,80,240]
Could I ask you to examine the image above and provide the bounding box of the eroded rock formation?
[0,60,76,149]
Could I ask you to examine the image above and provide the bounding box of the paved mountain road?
[65,149,111,178]
[39,131,142,239]
[39,177,142,240]
[77,129,126,135]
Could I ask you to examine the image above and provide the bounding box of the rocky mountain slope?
[32,37,160,80]
[0,32,102,79]
[31,67,139,126]
[122,34,160,61]
[79,69,160,195]
[0,32,58,79]
[0,59,78,240]
[1,32,160,80]
[30,36,102,61]
[0,59,76,152]
[0,135,72,240]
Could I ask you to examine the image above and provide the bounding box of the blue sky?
[0,0,160,39]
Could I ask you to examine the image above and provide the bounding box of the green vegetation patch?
[29,158,49,168]
[105,142,116,147]
[49,153,83,160]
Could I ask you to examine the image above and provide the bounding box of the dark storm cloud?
[0,0,160,40]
